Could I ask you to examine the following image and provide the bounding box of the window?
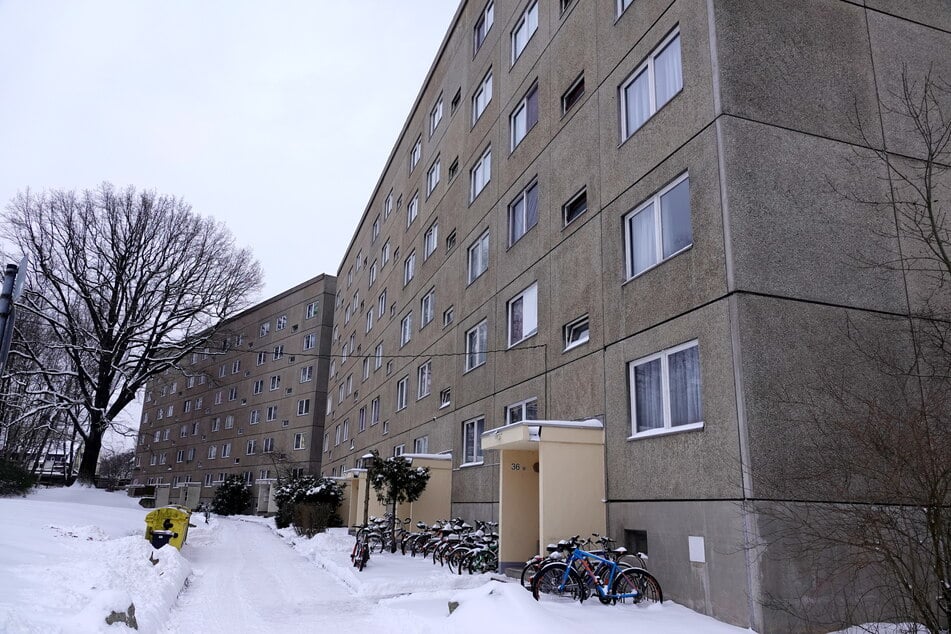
[628,341,703,436]
[617,0,633,16]
[166,404,173,417]
[269,375,281,391]
[421,289,435,328]
[214,391,222,405]
[506,397,538,425]
[430,95,443,135]
[334,424,341,446]
[439,387,451,408]
[273,345,285,361]
[323,433,330,452]
[564,315,590,351]
[424,222,438,259]
[276,315,287,331]
[462,417,485,465]
[620,30,682,141]
[382,240,391,265]
[297,399,311,416]
[410,137,421,172]
[225,415,235,429]
[207,445,217,460]
[414,436,429,454]
[450,89,461,115]
[400,313,413,347]
[260,322,270,337]
[263,437,274,453]
[342,419,350,442]
[427,158,440,196]
[212,417,221,432]
[187,375,195,388]
[393,444,405,457]
[511,84,539,149]
[473,1,494,54]
[300,365,313,383]
[472,70,493,125]
[267,405,278,421]
[406,193,419,227]
[384,191,393,219]
[417,360,432,399]
[294,433,305,450]
[250,409,260,425]
[467,231,489,284]
[562,73,585,114]
[347,267,353,287]
[303,333,316,350]
[246,439,257,455]
[371,397,381,425]
[256,351,267,366]
[221,443,232,458]
[507,283,538,346]
[470,147,491,201]
[403,250,416,286]
[446,230,457,252]
[378,290,387,318]
[369,260,377,286]
[228,387,237,401]
[306,301,319,319]
[466,321,488,371]
[396,376,409,410]
[183,400,191,413]
[253,379,264,395]
[511,1,538,63]
[443,306,454,327]
[509,181,539,245]
[358,406,367,433]
[563,188,588,226]
[366,310,374,333]
[624,173,691,278]
[346,374,353,395]
[180,424,188,438]
[374,343,383,369]
[362,357,370,380]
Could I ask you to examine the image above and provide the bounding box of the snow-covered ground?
[0,486,754,633]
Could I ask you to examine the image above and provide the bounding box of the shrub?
[274,475,344,536]
[211,475,252,515]
[0,459,36,496]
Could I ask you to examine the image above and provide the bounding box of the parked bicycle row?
[350,515,498,575]
[523,533,663,606]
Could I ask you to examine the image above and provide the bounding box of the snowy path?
[163,518,385,633]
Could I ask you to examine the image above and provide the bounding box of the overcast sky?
[0,0,459,299]
[0,0,460,448]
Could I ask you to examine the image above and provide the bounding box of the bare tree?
[98,446,135,490]
[753,71,951,633]
[2,183,262,484]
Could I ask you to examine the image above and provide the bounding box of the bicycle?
[532,542,662,606]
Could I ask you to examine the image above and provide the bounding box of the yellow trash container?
[144,506,192,550]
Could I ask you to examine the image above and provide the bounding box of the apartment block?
[317,1,949,630]
[133,274,336,502]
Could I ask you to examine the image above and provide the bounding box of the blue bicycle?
[531,542,663,606]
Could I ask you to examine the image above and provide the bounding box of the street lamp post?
[361,453,375,527]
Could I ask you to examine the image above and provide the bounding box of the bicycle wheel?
[469,550,497,575]
[612,569,663,605]
[520,560,541,591]
[532,563,585,602]
[446,546,468,573]
[356,543,369,571]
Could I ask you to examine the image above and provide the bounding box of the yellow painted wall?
[538,439,605,548]
[499,449,540,562]
[407,458,452,525]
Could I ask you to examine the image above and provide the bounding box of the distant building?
[318,1,945,631]
[133,274,335,501]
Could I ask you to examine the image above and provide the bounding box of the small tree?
[211,475,252,516]
[367,450,430,552]
[97,447,135,491]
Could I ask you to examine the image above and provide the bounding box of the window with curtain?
[620,30,682,141]
[509,181,539,245]
[628,341,703,436]
[624,172,691,279]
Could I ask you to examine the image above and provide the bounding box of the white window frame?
[508,181,539,246]
[627,340,704,438]
[424,222,438,259]
[623,172,691,280]
[511,0,539,64]
[384,191,393,219]
[472,70,493,125]
[371,397,381,425]
[294,433,305,450]
[396,376,409,411]
[465,320,488,371]
[413,435,429,454]
[417,360,432,399]
[505,397,538,425]
[619,29,683,141]
[473,0,494,54]
[470,147,491,201]
[378,289,387,318]
[421,288,435,328]
[507,283,538,347]
[564,315,590,351]
[260,322,270,337]
[400,312,413,347]
[439,387,451,408]
[306,300,319,319]
[366,309,374,333]
[276,315,287,330]
[510,84,539,150]
[250,409,260,425]
[269,375,281,391]
[303,333,316,350]
[430,95,443,135]
[266,406,278,421]
[407,192,419,228]
[410,137,421,172]
[462,417,485,466]
[467,231,489,284]
[297,399,311,416]
[617,0,633,17]
[403,249,416,286]
[427,157,441,196]
[300,365,314,383]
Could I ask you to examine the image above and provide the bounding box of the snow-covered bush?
[211,475,251,515]
[273,475,344,535]
[0,458,36,496]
